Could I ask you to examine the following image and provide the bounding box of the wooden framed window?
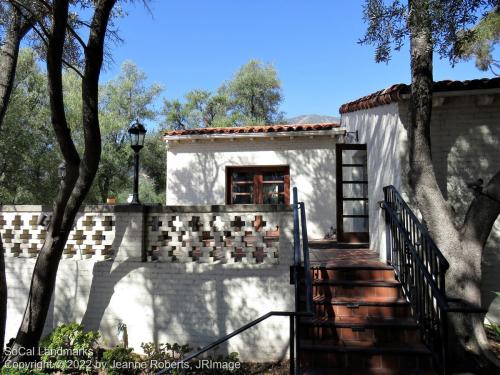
[226,166,290,204]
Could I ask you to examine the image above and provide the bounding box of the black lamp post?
[128,120,147,205]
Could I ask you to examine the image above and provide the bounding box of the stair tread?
[312,295,409,305]
[300,340,431,355]
[310,263,394,270]
[313,279,400,286]
[300,316,418,328]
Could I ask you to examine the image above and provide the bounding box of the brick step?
[299,341,432,370]
[299,317,420,344]
[309,296,411,319]
[312,280,402,299]
[310,266,396,282]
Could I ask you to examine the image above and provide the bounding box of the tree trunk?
[407,0,500,372]
[0,6,31,360]
[0,235,6,359]
[6,0,117,362]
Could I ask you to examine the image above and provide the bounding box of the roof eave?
[164,128,346,142]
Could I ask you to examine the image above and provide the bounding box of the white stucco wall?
[166,135,341,239]
[341,103,408,260]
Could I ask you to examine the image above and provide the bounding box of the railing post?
[300,202,313,314]
[292,187,301,375]
[290,315,295,375]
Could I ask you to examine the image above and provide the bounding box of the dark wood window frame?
[226,166,290,204]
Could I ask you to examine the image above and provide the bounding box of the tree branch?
[61,0,117,230]
[0,5,32,130]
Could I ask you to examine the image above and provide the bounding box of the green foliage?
[87,60,163,204]
[197,349,243,375]
[360,0,497,65]
[0,367,44,375]
[454,8,500,74]
[140,342,191,374]
[0,53,165,205]
[225,60,283,125]
[39,323,99,373]
[162,59,283,129]
[0,49,59,204]
[101,347,141,375]
[485,318,500,342]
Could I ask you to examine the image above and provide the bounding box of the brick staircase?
[299,247,435,375]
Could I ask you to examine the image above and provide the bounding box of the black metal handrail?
[156,188,313,375]
[381,185,450,375]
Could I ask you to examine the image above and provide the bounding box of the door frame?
[336,143,369,243]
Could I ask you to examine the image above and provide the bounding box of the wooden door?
[336,144,369,243]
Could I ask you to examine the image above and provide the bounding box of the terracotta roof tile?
[339,77,500,114]
[164,122,341,137]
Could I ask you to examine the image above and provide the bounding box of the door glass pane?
[342,149,367,165]
[342,183,368,198]
[342,166,367,181]
[343,217,369,232]
[343,200,368,216]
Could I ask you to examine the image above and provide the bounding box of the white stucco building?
[164,123,348,239]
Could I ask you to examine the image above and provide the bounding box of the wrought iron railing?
[156,187,313,375]
[381,185,451,374]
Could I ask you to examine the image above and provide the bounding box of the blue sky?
[101,0,497,118]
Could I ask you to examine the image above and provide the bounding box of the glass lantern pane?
[138,133,146,146]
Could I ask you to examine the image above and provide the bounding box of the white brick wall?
[166,135,340,239]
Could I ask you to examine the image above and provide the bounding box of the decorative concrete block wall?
[2,204,294,361]
[147,207,283,264]
[0,206,116,260]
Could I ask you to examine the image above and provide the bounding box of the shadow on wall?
[429,99,500,314]
[169,153,224,205]
[66,222,292,361]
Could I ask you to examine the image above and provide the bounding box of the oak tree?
[360,0,499,371]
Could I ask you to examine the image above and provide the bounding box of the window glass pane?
[263,194,284,204]
[233,194,252,204]
[263,183,284,194]
[232,183,253,194]
[232,172,253,182]
[263,171,285,182]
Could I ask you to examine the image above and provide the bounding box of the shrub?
[140,342,192,374]
[39,322,99,374]
[0,368,44,375]
[101,347,141,375]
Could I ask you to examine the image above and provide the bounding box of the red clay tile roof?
[339,77,500,114]
[164,122,341,136]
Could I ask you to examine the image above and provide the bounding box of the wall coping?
[0,204,293,214]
